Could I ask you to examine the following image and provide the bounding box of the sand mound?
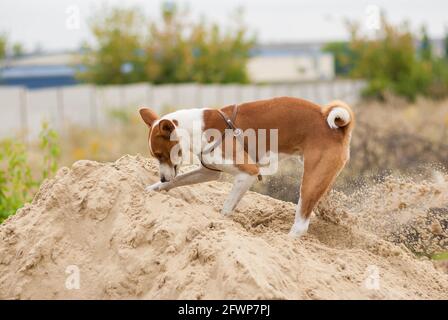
[0,155,447,299]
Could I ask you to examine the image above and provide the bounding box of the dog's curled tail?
[323,100,354,129]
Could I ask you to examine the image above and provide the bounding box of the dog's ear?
[158,119,176,138]
[139,107,159,127]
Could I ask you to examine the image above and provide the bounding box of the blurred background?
[1,0,448,223]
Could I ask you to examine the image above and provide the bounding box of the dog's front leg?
[145,181,173,192]
[146,166,221,192]
[222,172,257,216]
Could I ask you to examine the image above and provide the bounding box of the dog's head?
[139,108,181,183]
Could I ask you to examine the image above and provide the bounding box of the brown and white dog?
[139,97,354,237]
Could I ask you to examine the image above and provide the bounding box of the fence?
[0,80,366,139]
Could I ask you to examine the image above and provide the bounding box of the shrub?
[0,123,60,223]
[349,18,433,101]
[322,41,356,76]
[325,17,448,100]
[77,3,255,85]
[0,139,34,222]
[39,122,60,180]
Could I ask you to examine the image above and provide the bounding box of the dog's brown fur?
[203,97,354,220]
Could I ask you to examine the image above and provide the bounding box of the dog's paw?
[145,182,170,192]
[288,223,309,238]
[221,206,233,217]
[288,229,305,238]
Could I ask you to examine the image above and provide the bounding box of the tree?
[0,34,25,59]
[76,7,147,84]
[444,26,448,60]
[12,43,24,57]
[188,7,254,83]
[420,26,432,61]
[348,17,434,100]
[143,3,195,83]
[0,34,7,60]
[322,41,356,76]
[77,3,255,85]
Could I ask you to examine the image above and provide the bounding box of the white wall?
[0,80,366,139]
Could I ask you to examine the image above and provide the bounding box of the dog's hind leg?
[146,166,221,192]
[289,147,348,237]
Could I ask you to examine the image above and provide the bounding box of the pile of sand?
[0,155,447,299]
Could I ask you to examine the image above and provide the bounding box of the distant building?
[0,53,79,89]
[0,42,336,89]
[248,42,335,83]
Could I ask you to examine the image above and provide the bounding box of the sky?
[0,0,447,52]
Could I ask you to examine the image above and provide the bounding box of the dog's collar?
[216,103,240,133]
[202,104,240,156]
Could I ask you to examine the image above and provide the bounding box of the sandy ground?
[0,155,447,299]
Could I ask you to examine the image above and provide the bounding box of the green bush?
[324,18,448,101]
[0,33,6,60]
[350,19,430,100]
[0,123,60,223]
[322,41,356,76]
[77,3,255,85]
[0,139,34,222]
